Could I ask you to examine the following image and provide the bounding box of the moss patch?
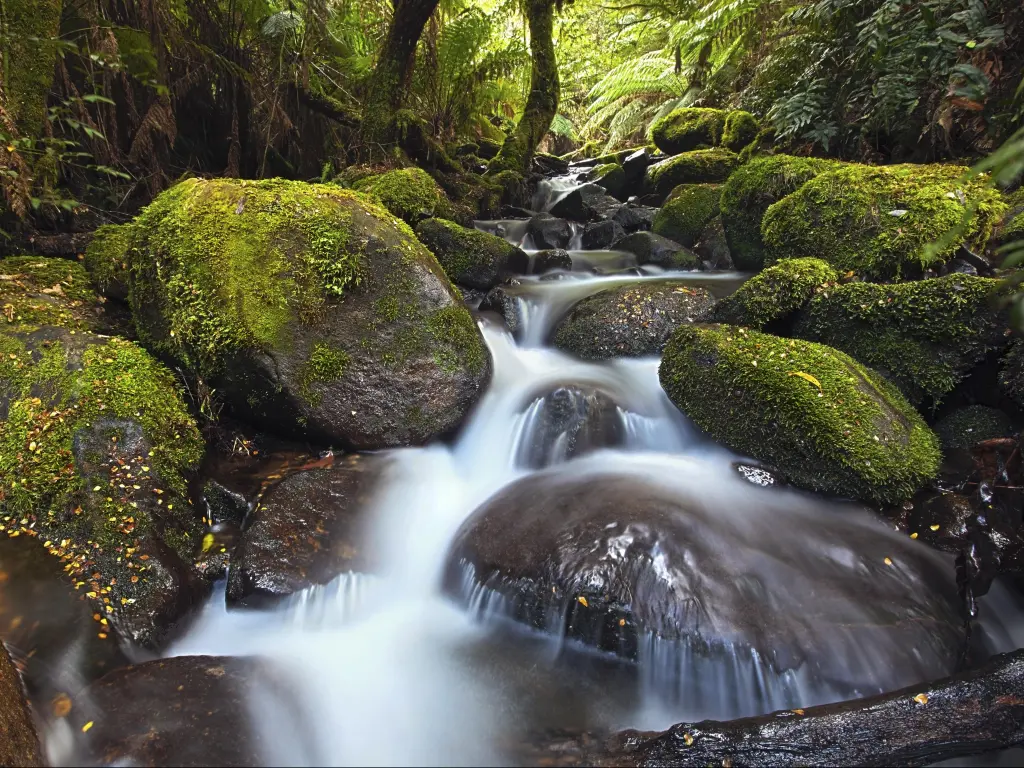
[712,257,838,329]
[84,224,134,299]
[659,323,940,504]
[720,155,838,272]
[644,149,740,198]
[352,167,452,224]
[650,108,727,155]
[2,0,62,136]
[298,342,350,407]
[414,217,526,290]
[795,274,1009,405]
[933,405,1015,453]
[0,256,105,329]
[721,111,759,152]
[762,163,1007,281]
[652,184,722,247]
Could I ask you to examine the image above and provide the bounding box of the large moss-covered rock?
[721,110,759,152]
[352,167,453,224]
[0,323,208,648]
[553,282,715,360]
[89,178,490,450]
[659,325,941,504]
[651,183,722,247]
[711,258,838,329]
[0,643,42,767]
[762,163,1007,281]
[795,275,1009,405]
[413,218,529,290]
[644,149,740,199]
[720,155,837,272]
[650,108,727,155]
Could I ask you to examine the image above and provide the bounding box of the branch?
[290,85,361,128]
[521,649,1024,767]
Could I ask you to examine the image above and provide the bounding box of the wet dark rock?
[550,184,622,222]
[194,521,242,582]
[552,282,715,361]
[621,148,655,198]
[582,221,626,250]
[446,471,963,695]
[533,153,570,175]
[611,232,700,270]
[73,656,292,767]
[414,217,530,290]
[500,205,535,219]
[480,284,525,336]
[0,643,42,767]
[694,215,734,270]
[227,454,383,607]
[203,479,249,526]
[611,204,657,233]
[515,386,626,469]
[533,249,573,274]
[1000,339,1024,411]
[528,213,573,250]
[459,287,488,309]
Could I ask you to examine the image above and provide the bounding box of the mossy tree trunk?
[489,0,560,175]
[0,0,62,138]
[359,0,440,156]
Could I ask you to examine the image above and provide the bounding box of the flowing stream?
[47,177,1024,766]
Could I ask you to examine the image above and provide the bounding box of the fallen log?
[522,648,1024,767]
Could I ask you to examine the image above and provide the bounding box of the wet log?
[524,648,1024,766]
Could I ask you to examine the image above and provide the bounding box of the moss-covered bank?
[644,149,740,198]
[659,324,940,504]
[712,258,838,329]
[649,108,759,155]
[352,167,453,224]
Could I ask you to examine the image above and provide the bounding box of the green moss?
[352,167,451,224]
[762,163,1007,281]
[720,155,838,272]
[933,405,1014,453]
[652,184,722,247]
[84,224,134,298]
[712,258,838,328]
[649,108,727,155]
[644,149,740,198]
[298,342,349,406]
[659,324,941,504]
[2,0,62,136]
[426,304,487,375]
[488,169,528,207]
[721,111,759,152]
[0,256,104,329]
[413,217,523,289]
[795,274,1009,405]
[992,187,1024,248]
[120,178,370,378]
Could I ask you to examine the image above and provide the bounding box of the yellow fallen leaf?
[683,733,694,746]
[201,533,215,553]
[884,557,893,566]
[910,532,918,539]
[788,371,822,390]
[930,524,940,531]
[914,693,928,705]
[577,596,588,608]
[82,721,94,733]
[791,709,805,715]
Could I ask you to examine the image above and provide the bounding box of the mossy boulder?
[84,224,134,301]
[0,323,208,648]
[611,231,700,270]
[94,178,490,450]
[352,167,453,224]
[721,111,759,152]
[659,324,941,504]
[413,218,529,290]
[999,339,1024,411]
[991,187,1024,250]
[762,163,1007,281]
[587,163,626,199]
[553,282,715,360]
[933,405,1015,453]
[711,258,838,329]
[650,108,727,155]
[720,155,838,272]
[644,149,740,199]
[0,256,111,331]
[795,275,1009,405]
[652,184,722,247]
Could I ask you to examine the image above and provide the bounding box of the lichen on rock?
[659,324,941,504]
[762,163,1007,281]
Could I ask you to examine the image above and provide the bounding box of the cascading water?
[53,229,1021,767]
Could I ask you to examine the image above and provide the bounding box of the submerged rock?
[553,282,714,360]
[74,656,277,766]
[795,275,1010,404]
[762,163,1007,281]
[514,386,625,468]
[414,217,529,290]
[227,454,383,607]
[527,213,573,250]
[532,249,573,274]
[87,178,491,451]
[644,150,740,200]
[446,467,962,703]
[0,324,208,648]
[611,203,657,233]
[611,231,699,270]
[659,324,941,505]
[719,154,837,272]
[581,220,625,250]
[549,184,621,221]
[711,257,838,329]
[0,644,42,767]
[651,183,722,248]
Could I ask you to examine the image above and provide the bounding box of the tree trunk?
[0,0,62,137]
[359,0,440,155]
[520,648,1024,767]
[489,0,560,175]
